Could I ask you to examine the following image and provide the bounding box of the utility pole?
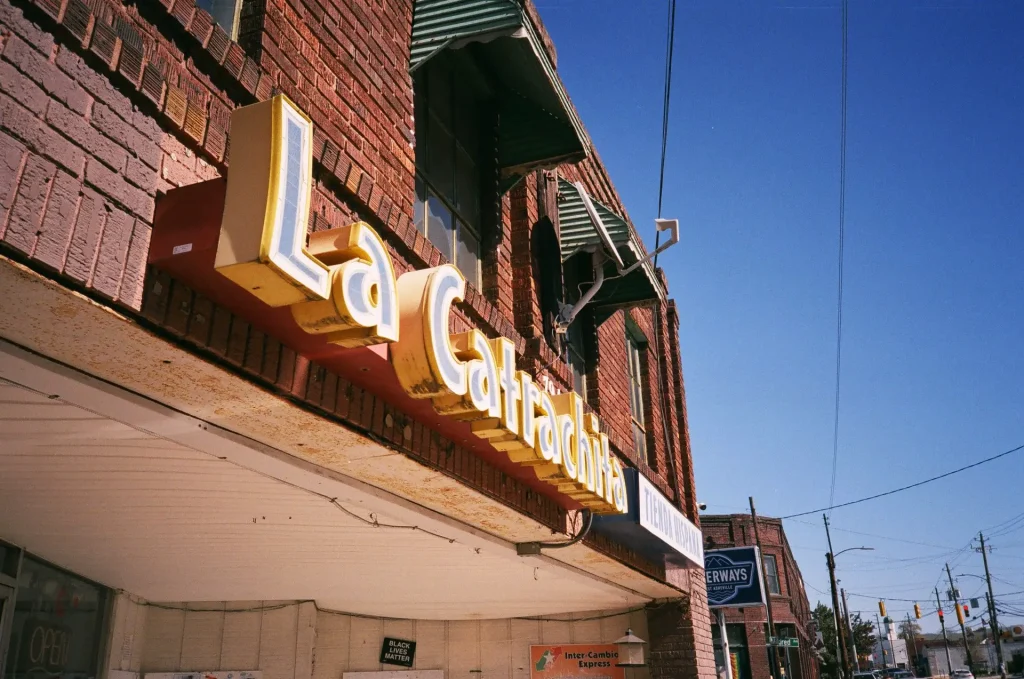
[842,588,860,671]
[875,612,889,670]
[980,533,1006,679]
[945,562,974,672]
[936,587,954,676]
[751,497,781,679]
[824,514,851,679]
[904,612,919,670]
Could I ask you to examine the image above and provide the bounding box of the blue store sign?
[705,547,766,609]
[591,470,703,568]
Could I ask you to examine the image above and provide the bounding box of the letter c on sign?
[391,265,468,398]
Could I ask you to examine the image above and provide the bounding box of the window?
[4,555,109,679]
[566,324,587,398]
[413,53,489,289]
[764,554,781,595]
[533,216,563,349]
[562,254,592,401]
[626,325,648,460]
[197,0,241,37]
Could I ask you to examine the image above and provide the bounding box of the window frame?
[413,52,490,289]
[625,322,648,461]
[763,553,781,595]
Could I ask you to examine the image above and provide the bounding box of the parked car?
[889,671,915,679]
[951,669,974,679]
[854,672,881,679]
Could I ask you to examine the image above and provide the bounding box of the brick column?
[648,569,718,679]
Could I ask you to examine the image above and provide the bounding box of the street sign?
[770,637,799,648]
[705,547,767,609]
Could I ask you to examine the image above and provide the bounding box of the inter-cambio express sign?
[531,644,624,679]
[210,95,629,515]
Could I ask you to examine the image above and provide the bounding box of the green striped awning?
[557,179,664,310]
[411,0,589,188]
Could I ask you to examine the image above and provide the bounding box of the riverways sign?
[705,547,767,609]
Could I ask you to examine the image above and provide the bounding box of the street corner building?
[0,0,719,678]
[701,516,818,679]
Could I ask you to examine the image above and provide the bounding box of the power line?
[788,517,958,550]
[828,0,850,515]
[781,442,1024,519]
[652,0,677,269]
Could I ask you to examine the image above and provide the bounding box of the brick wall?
[649,568,718,679]
[701,515,820,679]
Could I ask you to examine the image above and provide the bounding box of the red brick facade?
[702,515,819,679]
[0,0,714,675]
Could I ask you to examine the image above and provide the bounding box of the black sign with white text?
[380,637,416,667]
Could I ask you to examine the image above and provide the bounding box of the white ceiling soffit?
[0,340,650,620]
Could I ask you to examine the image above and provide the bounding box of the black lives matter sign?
[380,637,416,668]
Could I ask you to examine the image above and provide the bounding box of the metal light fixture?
[614,628,647,667]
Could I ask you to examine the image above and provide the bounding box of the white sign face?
[637,474,703,566]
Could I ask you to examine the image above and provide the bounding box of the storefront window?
[712,623,751,679]
[3,556,108,679]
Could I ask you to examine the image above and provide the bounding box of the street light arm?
[834,546,875,558]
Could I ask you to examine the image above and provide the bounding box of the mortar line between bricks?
[0,148,29,241]
[55,179,86,274]
[29,153,59,260]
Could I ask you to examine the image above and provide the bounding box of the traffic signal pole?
[945,562,974,672]
[936,587,954,676]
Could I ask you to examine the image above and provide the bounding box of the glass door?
[0,586,14,679]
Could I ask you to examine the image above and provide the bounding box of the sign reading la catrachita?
[206,95,629,516]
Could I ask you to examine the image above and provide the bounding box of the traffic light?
[914,604,922,619]
[938,608,945,622]
[964,603,971,618]
[956,603,965,625]
[879,600,887,617]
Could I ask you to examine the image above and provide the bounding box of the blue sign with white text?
[705,547,766,609]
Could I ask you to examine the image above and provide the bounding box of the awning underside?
[411,0,588,187]
[557,179,664,311]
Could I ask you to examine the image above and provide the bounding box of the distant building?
[702,515,817,679]
[872,634,909,669]
[913,636,969,677]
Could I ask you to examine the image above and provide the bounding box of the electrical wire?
[652,0,677,270]
[781,442,1024,519]
[139,597,671,624]
[827,0,849,516]
[788,517,958,550]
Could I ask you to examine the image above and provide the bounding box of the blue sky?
[534,0,1024,631]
